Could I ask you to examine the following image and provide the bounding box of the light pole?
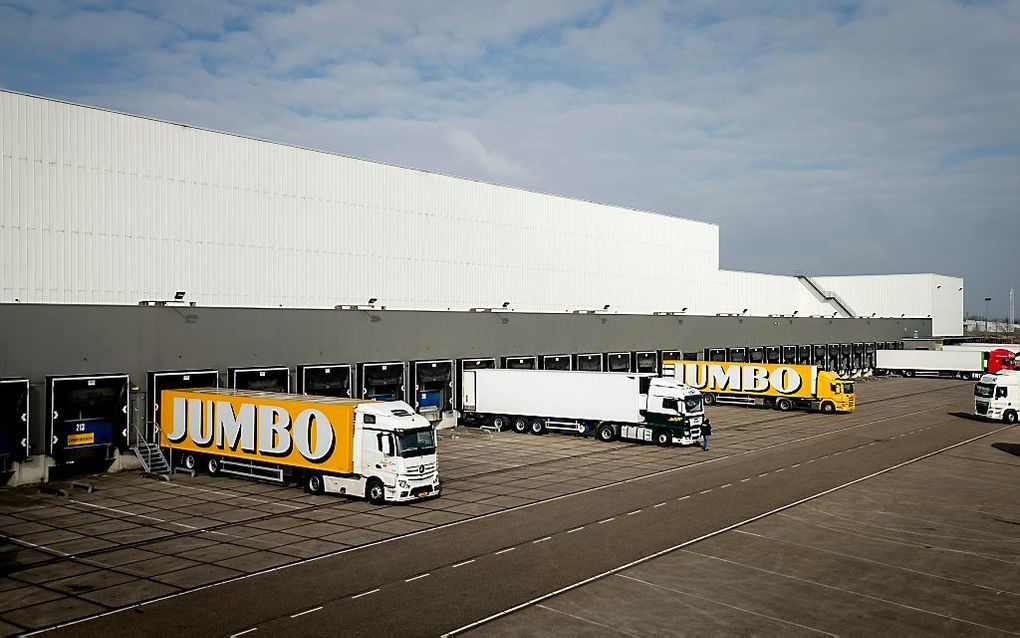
[984,296,992,334]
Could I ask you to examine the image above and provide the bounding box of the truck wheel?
[512,416,529,434]
[1004,410,1018,425]
[904,370,915,378]
[777,398,794,412]
[820,402,836,414]
[530,419,547,435]
[207,457,221,476]
[306,473,324,495]
[654,429,672,447]
[492,415,508,431]
[182,454,197,471]
[703,394,716,406]
[596,424,617,442]
[366,479,386,505]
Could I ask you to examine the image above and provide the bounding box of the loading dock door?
[728,347,748,363]
[502,356,537,370]
[359,362,407,401]
[47,374,129,463]
[748,347,765,364]
[706,349,726,362]
[0,379,30,467]
[797,345,812,365]
[297,364,353,397]
[782,346,798,364]
[541,355,571,371]
[456,358,495,409]
[412,360,454,421]
[574,353,603,372]
[229,367,291,392]
[813,345,829,368]
[147,369,219,442]
[604,352,632,372]
[634,351,658,373]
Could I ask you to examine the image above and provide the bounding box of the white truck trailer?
[460,370,705,446]
[974,371,1020,424]
[875,349,1015,379]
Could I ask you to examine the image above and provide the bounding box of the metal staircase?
[132,423,171,478]
[797,275,856,318]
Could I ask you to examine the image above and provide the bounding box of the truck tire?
[1004,410,1018,425]
[530,419,547,435]
[366,478,386,505]
[703,394,715,406]
[492,415,508,431]
[512,416,529,434]
[306,473,324,495]
[596,424,617,442]
[904,370,915,378]
[820,401,836,414]
[777,398,794,412]
[654,429,672,447]
[207,457,221,476]
[182,454,197,471]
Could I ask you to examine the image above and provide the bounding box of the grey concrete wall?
[1,303,930,453]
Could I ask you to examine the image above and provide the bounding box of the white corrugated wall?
[1,90,963,334]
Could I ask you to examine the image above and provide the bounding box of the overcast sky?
[1,0,1017,316]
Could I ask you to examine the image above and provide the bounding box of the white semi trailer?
[460,369,705,446]
[875,349,1015,379]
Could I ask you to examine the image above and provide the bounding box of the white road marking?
[405,573,430,582]
[685,550,1017,635]
[719,483,732,489]
[533,537,551,544]
[626,510,642,516]
[451,559,476,568]
[598,517,615,524]
[441,426,1010,636]
[165,482,301,509]
[537,604,641,636]
[740,478,751,483]
[290,606,322,618]
[3,537,72,557]
[775,468,786,472]
[494,547,516,555]
[351,588,380,599]
[653,502,666,508]
[758,473,769,477]
[791,464,800,468]
[230,629,257,637]
[699,489,712,494]
[806,459,816,463]
[567,526,585,533]
[617,574,836,636]
[31,402,967,637]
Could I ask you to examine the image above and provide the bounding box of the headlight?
[398,480,409,488]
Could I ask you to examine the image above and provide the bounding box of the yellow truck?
[663,361,855,413]
[161,388,440,503]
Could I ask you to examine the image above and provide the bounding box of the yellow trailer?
[663,361,854,413]
[160,388,441,503]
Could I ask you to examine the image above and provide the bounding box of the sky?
[1,0,1017,317]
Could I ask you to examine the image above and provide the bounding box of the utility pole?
[984,296,992,334]
[1010,287,1015,333]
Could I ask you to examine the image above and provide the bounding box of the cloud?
[0,0,1017,315]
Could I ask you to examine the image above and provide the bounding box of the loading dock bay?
[0,378,1016,636]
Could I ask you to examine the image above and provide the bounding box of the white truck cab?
[325,401,440,503]
[974,372,1020,424]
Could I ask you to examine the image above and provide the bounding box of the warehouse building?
[0,90,962,483]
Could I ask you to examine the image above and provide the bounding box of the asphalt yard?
[0,377,1009,636]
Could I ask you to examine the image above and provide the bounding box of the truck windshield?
[974,383,994,398]
[684,395,703,413]
[395,428,436,458]
[842,383,854,394]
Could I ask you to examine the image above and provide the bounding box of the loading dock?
[228,366,291,392]
[573,353,603,372]
[748,347,765,363]
[765,346,782,364]
[358,361,407,401]
[727,347,748,362]
[814,344,829,368]
[456,358,496,410]
[706,348,726,362]
[0,379,30,471]
[502,356,537,370]
[604,352,632,372]
[782,345,798,364]
[46,374,129,466]
[296,363,353,397]
[540,354,572,371]
[797,344,812,365]
[146,369,219,441]
[411,359,454,423]
[634,351,659,373]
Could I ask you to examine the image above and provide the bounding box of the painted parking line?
[494,547,516,555]
[405,573,431,582]
[653,502,667,508]
[451,559,476,568]
[719,483,732,489]
[567,526,586,533]
[230,628,257,637]
[740,478,751,483]
[351,589,380,599]
[598,517,615,524]
[442,426,1010,636]
[290,606,322,618]
[626,510,642,516]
